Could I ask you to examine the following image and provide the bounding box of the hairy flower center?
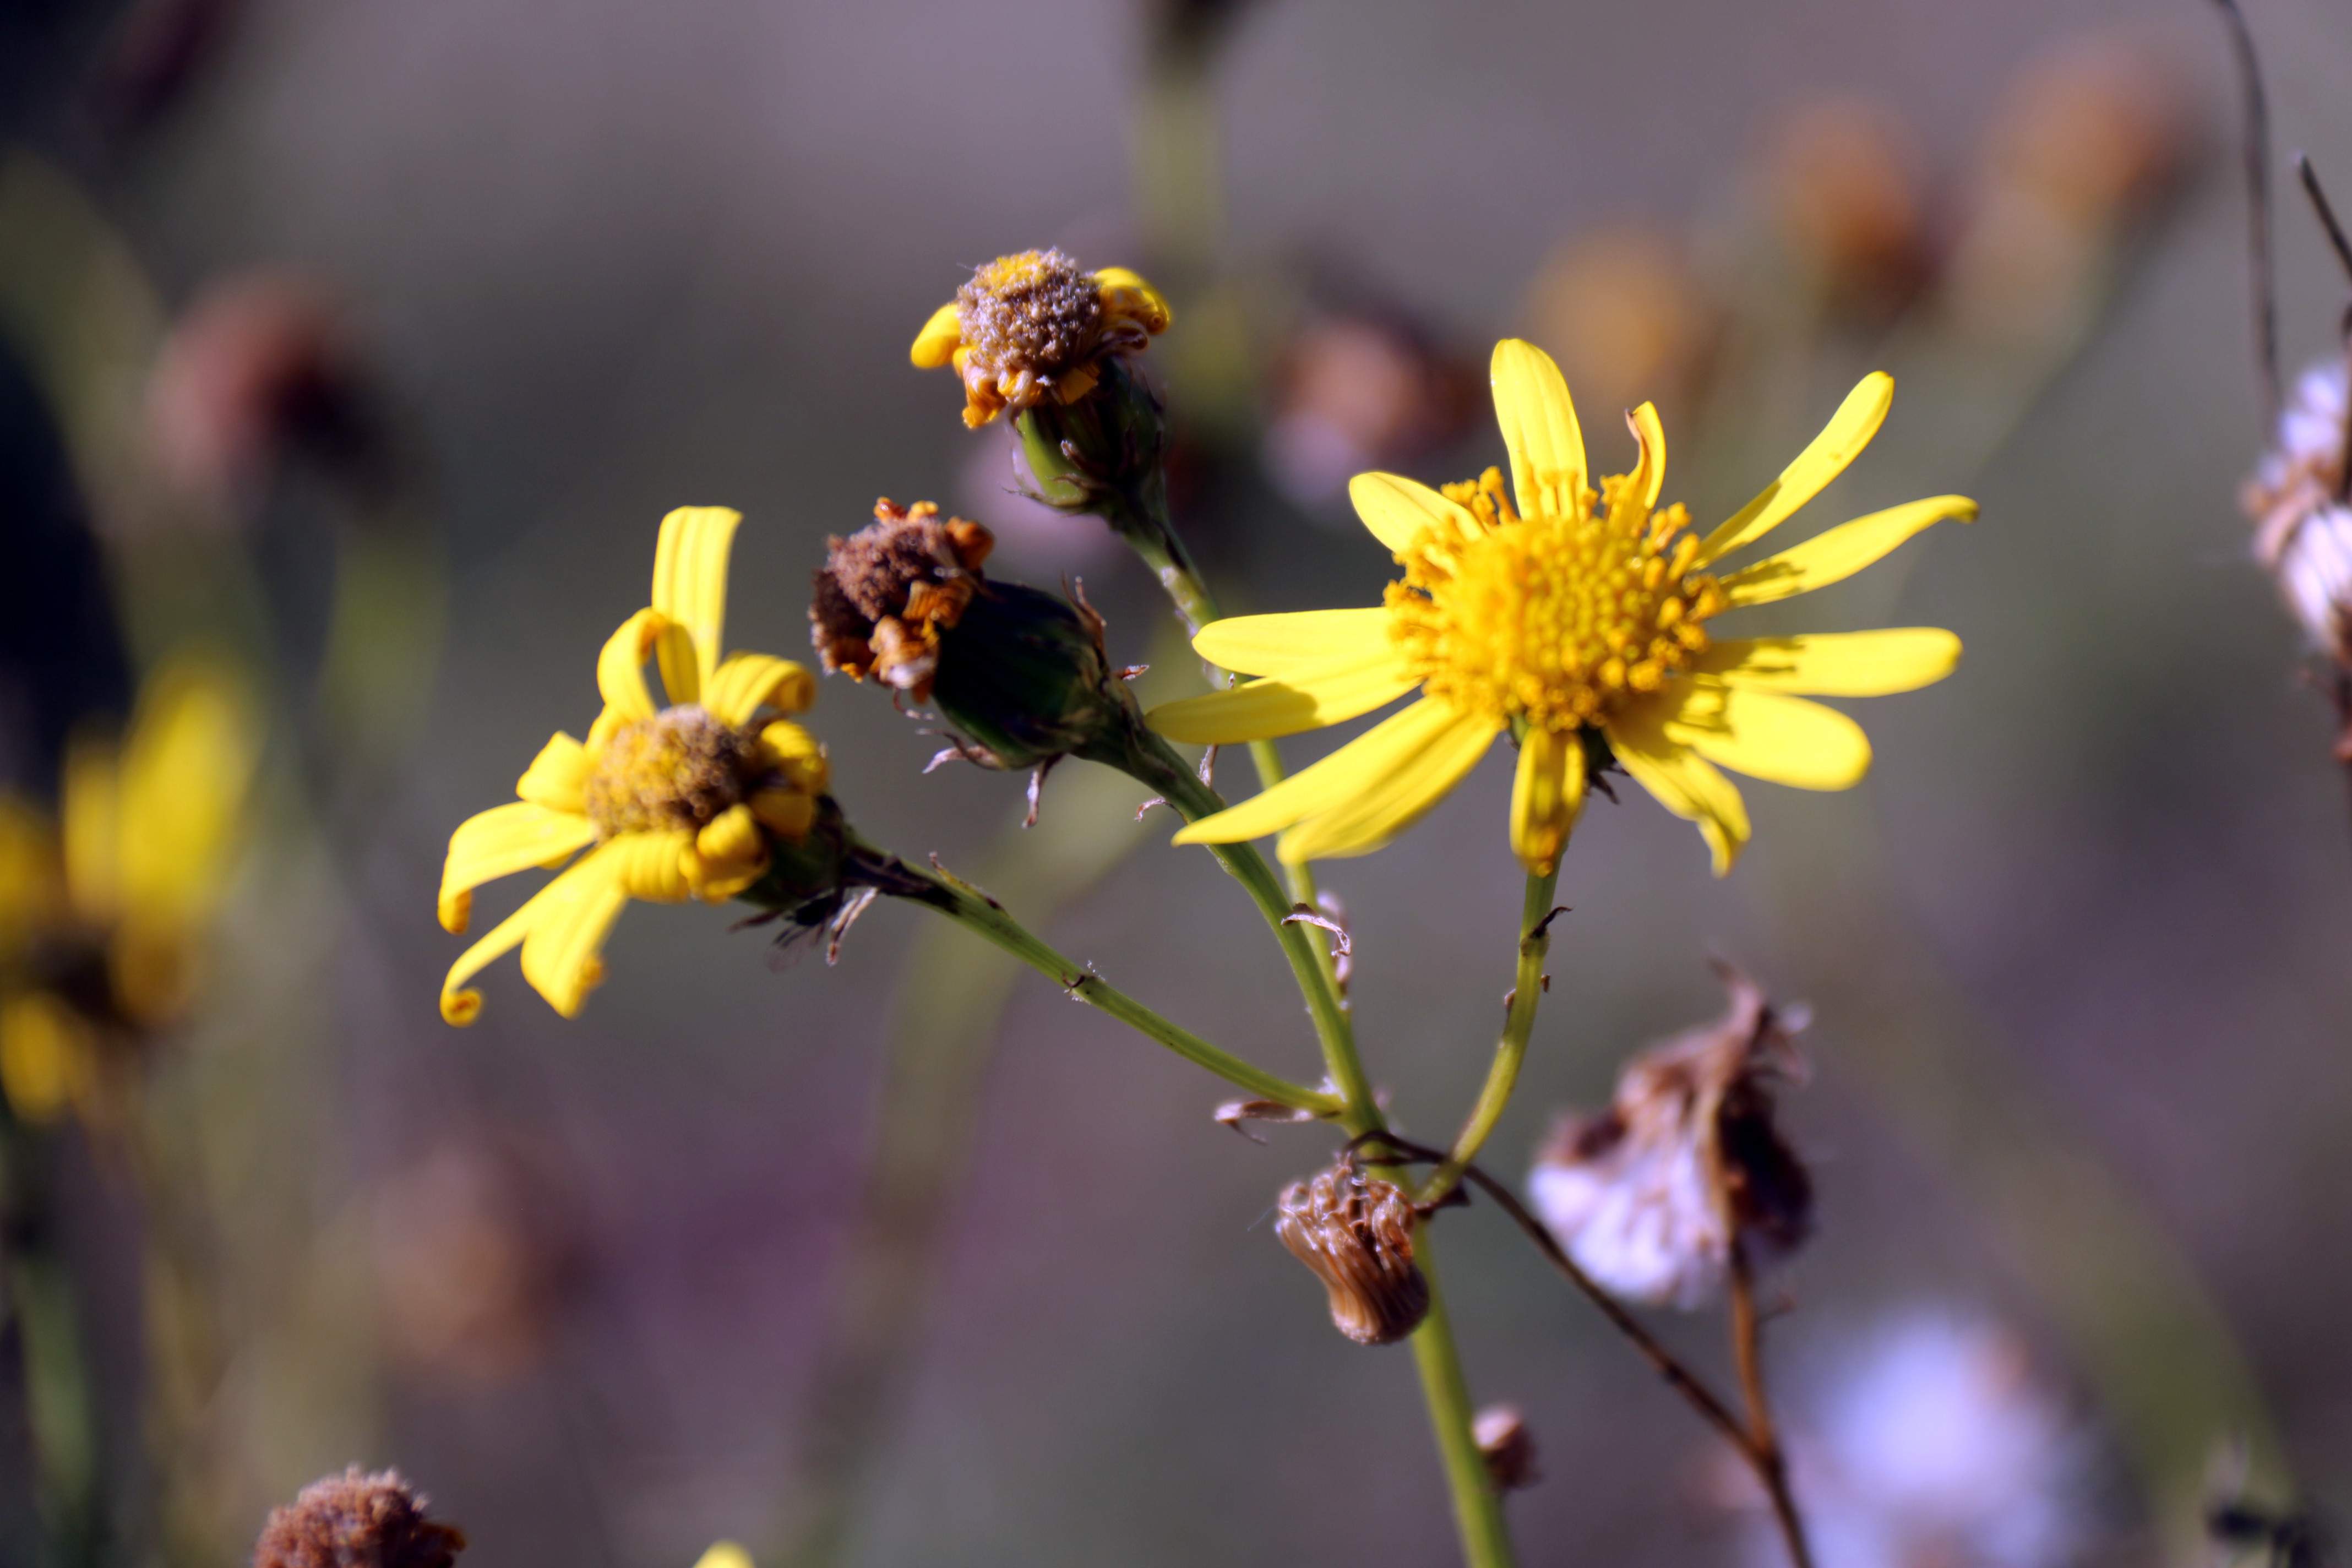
[584,706,756,837]
[955,249,1102,380]
[1385,470,1723,732]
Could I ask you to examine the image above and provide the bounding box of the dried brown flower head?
[252,1467,465,1568]
[1275,1162,1429,1346]
[1473,1404,1540,1492]
[911,250,1172,428]
[1528,964,1812,1309]
[809,499,993,700]
[2244,362,2352,671]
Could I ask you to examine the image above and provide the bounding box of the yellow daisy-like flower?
[0,657,257,1123]
[1150,340,1974,876]
[910,248,1171,428]
[438,508,828,1025]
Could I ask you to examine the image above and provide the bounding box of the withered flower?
[910,249,1171,429]
[2244,362,2352,672]
[1473,1404,1540,1493]
[810,499,994,699]
[1275,1162,1429,1346]
[1528,965,1812,1309]
[252,1467,465,1568]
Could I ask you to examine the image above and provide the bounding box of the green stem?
[1114,732,1373,1116]
[1407,1231,1514,1568]
[1108,491,1332,918]
[1421,867,1561,1205]
[1107,733,1516,1567]
[889,853,1340,1115]
[1081,420,1512,1568]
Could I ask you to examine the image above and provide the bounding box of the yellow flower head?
[438,508,826,1024]
[1148,340,1974,876]
[910,249,1171,428]
[0,656,257,1124]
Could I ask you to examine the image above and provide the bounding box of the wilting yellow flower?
[1150,340,1973,875]
[910,249,1170,428]
[0,657,257,1123]
[438,509,826,1025]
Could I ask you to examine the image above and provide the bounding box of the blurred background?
[3,0,2351,1564]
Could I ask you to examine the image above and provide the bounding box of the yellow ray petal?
[518,845,636,1019]
[1,992,95,1124]
[440,873,564,1026]
[1348,471,1482,557]
[694,1545,754,1568]
[1490,339,1587,521]
[1605,709,1752,876]
[1171,699,1471,847]
[598,608,698,718]
[1696,373,1894,565]
[689,804,770,901]
[517,732,590,813]
[910,301,963,368]
[1147,650,1418,744]
[1509,726,1587,875]
[1092,267,1171,331]
[60,732,119,923]
[1277,709,1495,863]
[706,653,816,728]
[438,801,596,934]
[0,801,58,960]
[1659,683,1872,791]
[1696,629,1962,696]
[114,658,257,929]
[651,507,741,695]
[1191,608,1393,677]
[1719,494,1975,607]
[1626,402,1667,516]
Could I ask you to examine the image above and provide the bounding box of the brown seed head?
[1473,1404,1540,1492]
[810,499,992,699]
[2245,363,2352,666]
[1529,964,1812,1308]
[252,1467,465,1568]
[1275,1163,1428,1346]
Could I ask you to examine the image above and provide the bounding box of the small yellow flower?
[438,508,826,1024]
[0,657,257,1124]
[910,249,1171,428]
[1149,340,1974,875]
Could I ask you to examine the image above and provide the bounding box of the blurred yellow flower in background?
[0,657,257,1124]
[438,508,827,1025]
[910,248,1171,428]
[1150,340,1973,875]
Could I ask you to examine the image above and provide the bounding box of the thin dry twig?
[1727,1240,1814,1568]
[2213,0,2283,423]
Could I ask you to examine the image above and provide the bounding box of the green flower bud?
[930,580,1144,772]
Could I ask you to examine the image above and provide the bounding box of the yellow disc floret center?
[1385,468,1725,733]
[584,705,756,839]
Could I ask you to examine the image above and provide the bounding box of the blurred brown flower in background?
[1758,98,1930,322]
[1523,225,1719,428]
[368,1140,587,1386]
[1941,31,2191,347]
[1261,309,1478,505]
[146,271,391,511]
